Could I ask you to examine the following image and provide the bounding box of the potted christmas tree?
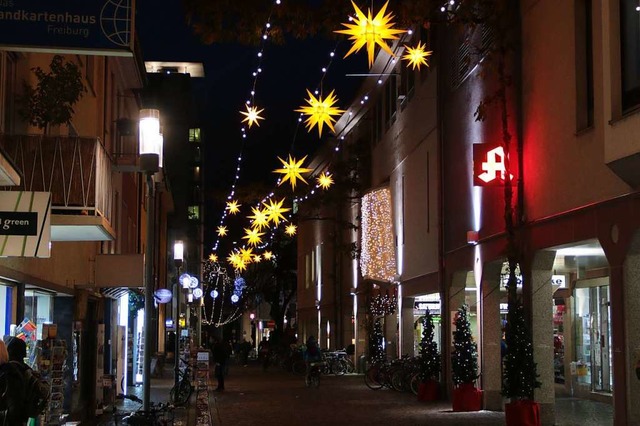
[451,304,482,411]
[417,309,441,401]
[503,302,541,425]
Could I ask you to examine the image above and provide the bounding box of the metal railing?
[0,134,113,223]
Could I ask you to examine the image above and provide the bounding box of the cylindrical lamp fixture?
[174,240,184,262]
[139,109,161,172]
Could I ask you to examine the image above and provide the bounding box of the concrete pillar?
[623,231,640,426]
[402,296,415,356]
[480,261,503,411]
[528,250,556,426]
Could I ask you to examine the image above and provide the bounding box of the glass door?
[590,285,612,392]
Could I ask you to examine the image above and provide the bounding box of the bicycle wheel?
[291,359,306,375]
[364,365,384,390]
[333,360,346,376]
[390,369,406,392]
[311,373,320,387]
[409,372,420,395]
[170,379,192,405]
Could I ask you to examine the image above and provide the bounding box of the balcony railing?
[0,134,113,223]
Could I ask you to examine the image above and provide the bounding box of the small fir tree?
[451,304,479,386]
[418,309,441,383]
[368,318,385,364]
[502,302,541,400]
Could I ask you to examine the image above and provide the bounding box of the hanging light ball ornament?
[231,294,239,303]
[211,289,219,299]
[179,273,192,289]
[189,276,199,289]
[193,287,203,299]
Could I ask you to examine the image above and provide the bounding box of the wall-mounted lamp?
[467,230,479,245]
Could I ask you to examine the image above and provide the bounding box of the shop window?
[24,290,53,340]
[0,284,12,336]
[620,0,640,112]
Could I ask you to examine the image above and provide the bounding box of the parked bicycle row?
[364,355,424,395]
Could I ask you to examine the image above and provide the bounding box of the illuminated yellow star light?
[209,253,218,262]
[402,41,432,70]
[217,225,228,236]
[242,227,265,247]
[285,224,297,236]
[335,0,406,67]
[263,198,291,226]
[239,247,254,262]
[226,200,241,214]
[273,155,312,190]
[227,251,242,267]
[248,206,270,230]
[295,90,345,136]
[263,251,273,260]
[317,172,334,190]
[240,104,265,128]
[253,255,262,263]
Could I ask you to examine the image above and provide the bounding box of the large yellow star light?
[242,227,265,247]
[248,206,270,230]
[217,225,228,236]
[209,253,218,262]
[239,247,254,263]
[285,224,297,236]
[226,200,241,214]
[263,198,291,226]
[295,90,345,136]
[402,41,432,70]
[317,172,334,190]
[263,251,273,260]
[335,0,406,67]
[273,155,312,190]
[240,104,265,128]
[227,251,242,268]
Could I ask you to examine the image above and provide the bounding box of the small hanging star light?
[217,225,228,236]
[248,206,270,230]
[227,251,242,268]
[226,200,241,214]
[209,253,218,262]
[273,155,312,190]
[335,0,406,67]
[253,255,262,263]
[240,104,265,128]
[285,224,297,236]
[242,228,265,247]
[402,41,432,70]
[263,251,274,260]
[295,90,345,136]
[239,247,254,262]
[263,198,291,226]
[317,172,334,189]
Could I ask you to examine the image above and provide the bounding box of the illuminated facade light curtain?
[360,187,396,282]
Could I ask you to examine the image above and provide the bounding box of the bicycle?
[169,358,193,406]
[305,361,325,387]
[110,394,175,425]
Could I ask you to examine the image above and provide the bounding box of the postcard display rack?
[35,338,68,425]
[195,351,212,426]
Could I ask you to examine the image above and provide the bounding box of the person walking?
[258,337,270,371]
[239,338,251,367]
[0,339,27,425]
[303,336,322,385]
[212,337,228,391]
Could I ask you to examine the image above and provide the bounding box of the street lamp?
[173,240,184,395]
[140,108,162,412]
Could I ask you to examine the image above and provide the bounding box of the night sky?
[136,1,367,251]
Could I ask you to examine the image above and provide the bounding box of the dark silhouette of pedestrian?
[212,337,228,391]
[258,337,270,371]
[0,339,28,425]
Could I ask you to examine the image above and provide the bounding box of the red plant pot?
[417,380,439,402]
[505,400,540,426]
[452,383,483,412]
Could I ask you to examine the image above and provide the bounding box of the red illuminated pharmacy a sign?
[473,143,515,186]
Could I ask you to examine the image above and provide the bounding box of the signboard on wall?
[0,0,135,56]
[473,143,515,186]
[0,191,51,257]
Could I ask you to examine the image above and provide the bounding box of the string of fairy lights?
[210,0,436,275]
